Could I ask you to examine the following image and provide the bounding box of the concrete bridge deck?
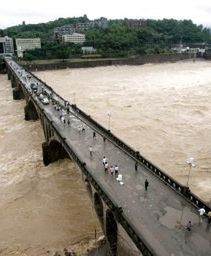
[45,101,211,256]
[6,59,211,256]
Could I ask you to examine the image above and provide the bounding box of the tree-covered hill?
[1,17,210,59]
[0,15,89,40]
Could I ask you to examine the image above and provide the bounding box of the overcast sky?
[1,0,211,29]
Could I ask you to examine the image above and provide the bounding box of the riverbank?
[18,53,192,71]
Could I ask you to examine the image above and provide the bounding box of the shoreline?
[18,53,193,71]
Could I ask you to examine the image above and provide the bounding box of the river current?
[0,59,211,254]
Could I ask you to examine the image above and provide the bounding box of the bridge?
[5,59,211,256]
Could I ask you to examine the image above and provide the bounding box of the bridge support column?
[7,71,11,80]
[42,140,69,166]
[24,101,38,121]
[12,85,24,100]
[11,77,17,88]
[106,209,118,256]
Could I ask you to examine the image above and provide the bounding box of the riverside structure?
[5,58,211,256]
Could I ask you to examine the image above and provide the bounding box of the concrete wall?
[20,53,192,71]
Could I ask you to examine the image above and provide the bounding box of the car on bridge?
[30,82,38,93]
[40,97,49,105]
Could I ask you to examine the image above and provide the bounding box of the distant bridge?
[5,59,211,256]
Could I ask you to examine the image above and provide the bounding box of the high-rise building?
[0,36,14,56]
[16,38,41,58]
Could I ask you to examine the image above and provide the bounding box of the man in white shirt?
[89,146,93,157]
[102,156,107,165]
[198,207,206,223]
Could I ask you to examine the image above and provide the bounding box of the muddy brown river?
[0,59,211,255]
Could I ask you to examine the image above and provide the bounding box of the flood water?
[0,59,211,255]
[36,59,211,202]
[0,76,102,255]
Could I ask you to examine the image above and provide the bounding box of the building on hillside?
[126,19,146,29]
[81,46,97,54]
[62,33,86,44]
[53,18,108,41]
[54,24,75,41]
[0,36,14,56]
[16,38,41,58]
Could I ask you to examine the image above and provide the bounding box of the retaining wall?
[20,53,192,71]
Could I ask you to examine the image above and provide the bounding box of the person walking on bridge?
[186,221,192,231]
[114,165,119,175]
[110,166,114,175]
[145,179,149,191]
[208,211,211,224]
[102,156,107,165]
[104,162,109,172]
[198,207,206,223]
[89,146,93,158]
[135,162,138,171]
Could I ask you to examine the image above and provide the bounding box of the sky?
[1,0,211,29]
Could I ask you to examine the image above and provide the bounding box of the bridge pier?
[11,77,17,88]
[106,209,118,256]
[24,101,38,121]
[12,87,24,100]
[7,70,11,80]
[42,140,69,166]
[94,192,104,227]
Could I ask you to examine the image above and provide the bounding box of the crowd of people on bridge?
[48,92,211,235]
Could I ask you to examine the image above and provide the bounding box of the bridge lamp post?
[107,111,111,131]
[186,157,196,187]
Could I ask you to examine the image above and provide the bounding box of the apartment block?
[62,33,86,44]
[16,38,41,58]
[0,36,14,56]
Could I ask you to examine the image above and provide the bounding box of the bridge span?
[4,59,211,256]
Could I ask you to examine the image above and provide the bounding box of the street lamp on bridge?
[106,111,111,131]
[186,157,196,187]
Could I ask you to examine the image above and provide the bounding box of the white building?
[81,46,97,54]
[16,38,41,58]
[0,36,14,56]
[62,33,85,44]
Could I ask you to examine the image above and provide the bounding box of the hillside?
[1,16,211,60]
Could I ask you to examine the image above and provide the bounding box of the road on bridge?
[41,94,211,256]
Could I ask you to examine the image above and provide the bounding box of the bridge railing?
[7,59,211,215]
[39,104,156,256]
[70,96,211,214]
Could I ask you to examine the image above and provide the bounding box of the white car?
[41,97,49,105]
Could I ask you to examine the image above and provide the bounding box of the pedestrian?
[67,119,70,125]
[103,137,106,143]
[89,146,93,157]
[82,126,85,133]
[61,116,65,124]
[186,221,192,231]
[145,179,149,191]
[110,166,114,175]
[114,165,119,175]
[208,211,211,224]
[135,162,138,171]
[198,207,206,222]
[104,162,109,172]
[93,131,96,138]
[102,156,107,165]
